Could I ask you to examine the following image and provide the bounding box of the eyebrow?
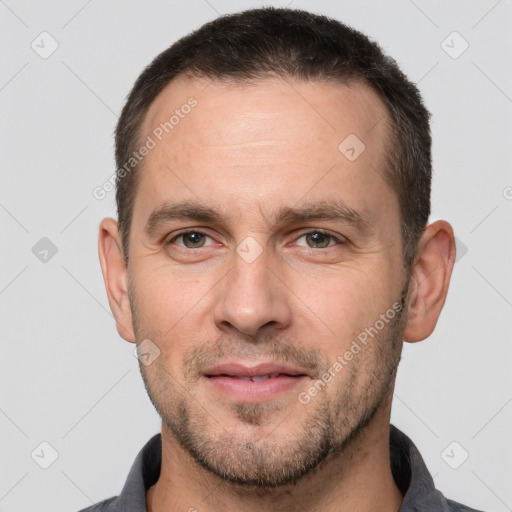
[144,199,372,236]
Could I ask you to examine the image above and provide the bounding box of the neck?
[147,395,402,512]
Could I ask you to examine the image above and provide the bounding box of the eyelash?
[167,229,345,250]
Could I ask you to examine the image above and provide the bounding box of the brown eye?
[296,230,341,249]
[171,231,211,249]
[306,232,331,248]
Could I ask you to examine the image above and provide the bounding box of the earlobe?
[403,220,456,343]
[98,218,136,343]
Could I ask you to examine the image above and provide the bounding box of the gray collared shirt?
[78,425,484,511]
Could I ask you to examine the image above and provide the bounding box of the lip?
[204,362,309,403]
[204,362,309,379]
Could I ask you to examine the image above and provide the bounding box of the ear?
[403,220,456,343]
[98,218,136,343]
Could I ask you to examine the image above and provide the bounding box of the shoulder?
[76,496,118,512]
[446,498,486,512]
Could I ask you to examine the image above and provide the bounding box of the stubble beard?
[133,284,409,489]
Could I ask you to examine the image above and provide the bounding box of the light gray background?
[1,1,511,511]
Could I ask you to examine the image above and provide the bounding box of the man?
[83,7,483,512]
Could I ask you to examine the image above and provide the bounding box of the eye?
[167,229,344,251]
[169,230,214,249]
[294,230,344,249]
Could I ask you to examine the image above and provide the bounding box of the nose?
[212,244,293,338]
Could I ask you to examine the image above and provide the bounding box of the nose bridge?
[213,239,291,336]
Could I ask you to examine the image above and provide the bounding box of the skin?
[98,75,456,512]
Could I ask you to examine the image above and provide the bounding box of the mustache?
[183,333,329,379]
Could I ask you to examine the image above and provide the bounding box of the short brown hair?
[115,7,431,271]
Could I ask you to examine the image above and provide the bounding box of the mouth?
[204,362,309,402]
[210,372,301,382]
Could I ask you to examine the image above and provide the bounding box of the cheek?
[130,262,212,335]
[294,265,397,352]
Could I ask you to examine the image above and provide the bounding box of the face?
[127,76,409,487]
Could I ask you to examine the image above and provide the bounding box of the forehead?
[143,74,390,150]
[135,75,395,227]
